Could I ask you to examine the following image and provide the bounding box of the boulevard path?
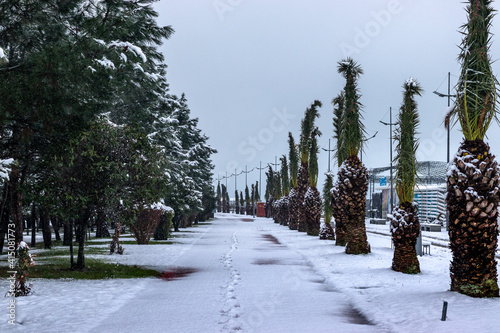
[91,214,385,333]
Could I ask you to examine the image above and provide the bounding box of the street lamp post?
[322,138,335,172]
[380,107,396,215]
[433,72,453,163]
[433,72,454,231]
[256,161,266,202]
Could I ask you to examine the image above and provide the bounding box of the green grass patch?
[0,258,159,279]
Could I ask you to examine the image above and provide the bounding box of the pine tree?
[217,182,222,212]
[391,78,422,274]
[445,0,500,297]
[337,58,370,254]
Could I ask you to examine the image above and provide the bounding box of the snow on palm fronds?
[299,100,322,163]
[394,78,422,204]
[445,0,498,141]
[332,92,347,166]
[337,58,365,158]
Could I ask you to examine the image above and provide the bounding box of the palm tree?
[331,92,349,245]
[288,132,300,230]
[304,131,322,236]
[390,78,422,274]
[279,155,290,225]
[297,100,322,232]
[320,172,335,240]
[445,0,500,297]
[336,58,370,254]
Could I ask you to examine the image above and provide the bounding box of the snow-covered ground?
[1,214,500,332]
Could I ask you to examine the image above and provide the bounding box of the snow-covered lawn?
[1,214,499,333]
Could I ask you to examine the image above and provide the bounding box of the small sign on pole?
[380,177,387,186]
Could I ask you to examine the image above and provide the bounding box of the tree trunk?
[288,188,298,230]
[390,203,420,274]
[40,207,51,249]
[340,156,370,254]
[447,140,499,297]
[0,184,9,254]
[304,186,322,236]
[52,216,61,241]
[332,182,347,246]
[297,162,309,232]
[173,215,180,232]
[154,213,171,240]
[319,223,335,240]
[73,210,91,271]
[280,195,289,226]
[95,209,110,238]
[10,165,23,245]
[63,218,72,246]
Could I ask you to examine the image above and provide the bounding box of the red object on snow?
[257,202,265,217]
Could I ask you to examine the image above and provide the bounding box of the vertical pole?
[245,165,248,189]
[390,107,394,215]
[225,171,228,190]
[235,168,237,213]
[447,72,451,164]
[259,161,262,201]
[275,156,277,172]
[441,301,448,321]
[446,72,451,231]
[327,139,331,172]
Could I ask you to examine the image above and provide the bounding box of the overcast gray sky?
[153,0,500,196]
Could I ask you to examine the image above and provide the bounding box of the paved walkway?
[91,215,384,333]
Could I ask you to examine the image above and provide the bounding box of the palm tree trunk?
[390,203,420,274]
[304,186,321,236]
[447,140,499,297]
[288,188,299,230]
[331,185,347,246]
[297,162,309,232]
[340,156,370,254]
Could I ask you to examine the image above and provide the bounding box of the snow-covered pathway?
[90,214,381,333]
[6,213,500,332]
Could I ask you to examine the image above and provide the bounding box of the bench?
[370,218,387,225]
[421,223,441,232]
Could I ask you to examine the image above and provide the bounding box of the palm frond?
[288,132,299,188]
[337,58,365,158]
[299,100,322,163]
[332,92,347,167]
[447,0,498,141]
[308,130,319,187]
[394,78,422,204]
[280,155,290,196]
